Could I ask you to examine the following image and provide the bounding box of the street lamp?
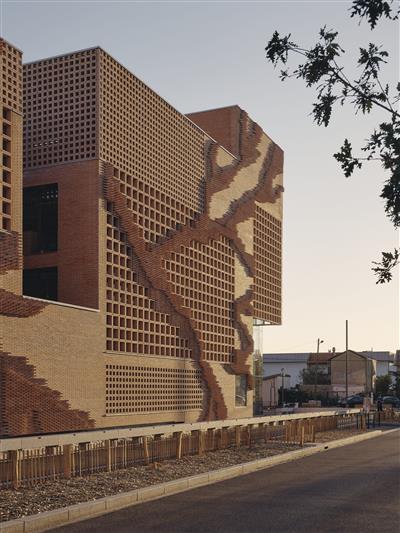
[314,339,324,397]
[281,367,285,407]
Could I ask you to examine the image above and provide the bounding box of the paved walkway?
[51,430,400,533]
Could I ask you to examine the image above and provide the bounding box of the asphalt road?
[51,431,400,533]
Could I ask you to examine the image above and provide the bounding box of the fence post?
[45,446,56,480]
[62,444,73,479]
[235,426,241,448]
[217,428,222,450]
[175,432,183,459]
[258,422,264,443]
[207,428,215,451]
[190,430,199,455]
[247,424,253,448]
[142,436,149,465]
[105,440,112,472]
[215,429,221,450]
[197,431,205,456]
[264,424,269,442]
[284,423,289,443]
[10,450,20,489]
[300,426,305,447]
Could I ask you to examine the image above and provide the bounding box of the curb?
[1,428,398,533]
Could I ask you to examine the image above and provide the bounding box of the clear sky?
[1,0,398,354]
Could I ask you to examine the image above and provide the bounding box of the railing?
[2,410,393,490]
[0,408,362,452]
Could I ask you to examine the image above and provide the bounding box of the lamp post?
[345,320,349,399]
[281,367,285,407]
[314,338,324,397]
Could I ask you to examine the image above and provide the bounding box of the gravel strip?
[314,429,367,443]
[0,442,298,522]
[0,428,370,523]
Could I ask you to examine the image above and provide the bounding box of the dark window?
[23,184,58,255]
[235,375,247,407]
[23,267,58,301]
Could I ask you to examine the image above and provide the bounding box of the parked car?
[382,396,400,408]
[337,395,364,407]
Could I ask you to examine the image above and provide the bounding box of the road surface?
[51,430,400,533]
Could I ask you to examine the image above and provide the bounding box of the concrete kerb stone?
[208,464,243,481]
[163,478,190,495]
[137,484,165,502]
[67,500,107,522]
[23,509,69,533]
[0,520,24,533]
[1,428,398,533]
[187,472,210,487]
[241,446,318,474]
[105,490,139,512]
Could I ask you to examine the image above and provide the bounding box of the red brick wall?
[187,106,241,157]
[0,351,94,436]
[23,160,100,309]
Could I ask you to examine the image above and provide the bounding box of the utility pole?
[314,338,324,397]
[345,320,349,399]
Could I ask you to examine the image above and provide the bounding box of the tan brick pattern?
[102,106,284,419]
[99,50,205,214]
[0,351,94,436]
[105,202,192,358]
[163,236,235,363]
[111,167,200,244]
[0,45,284,435]
[0,40,22,113]
[253,205,282,323]
[105,364,204,415]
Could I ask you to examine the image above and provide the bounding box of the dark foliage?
[375,374,392,396]
[265,0,399,283]
[350,0,399,29]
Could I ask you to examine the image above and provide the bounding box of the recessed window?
[23,184,58,255]
[23,267,58,301]
[235,375,247,407]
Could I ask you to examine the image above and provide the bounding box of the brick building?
[0,40,284,437]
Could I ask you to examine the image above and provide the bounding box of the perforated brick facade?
[105,364,204,415]
[23,48,98,169]
[0,39,23,298]
[254,205,282,324]
[0,44,284,436]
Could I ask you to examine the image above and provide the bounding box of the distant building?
[265,350,384,397]
[262,353,309,387]
[330,350,375,396]
[262,373,290,408]
[395,350,400,369]
[360,351,394,377]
